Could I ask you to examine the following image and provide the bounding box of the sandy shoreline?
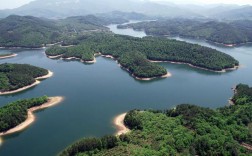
[0,81,41,95]
[134,72,172,81]
[48,54,63,59]
[101,54,115,59]
[0,137,2,146]
[0,70,53,95]
[0,54,17,59]
[149,59,239,73]
[36,70,54,80]
[114,113,130,136]
[0,96,64,137]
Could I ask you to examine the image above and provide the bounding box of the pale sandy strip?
[48,55,63,59]
[36,70,53,80]
[149,60,239,73]
[0,81,41,95]
[134,72,172,81]
[0,54,17,59]
[0,70,53,95]
[0,96,64,137]
[114,113,130,136]
[101,54,115,59]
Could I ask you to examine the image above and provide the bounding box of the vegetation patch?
[0,63,48,92]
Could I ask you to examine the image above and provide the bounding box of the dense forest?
[60,84,252,156]
[0,15,123,48]
[0,96,48,132]
[118,19,252,45]
[46,33,238,79]
[0,63,48,92]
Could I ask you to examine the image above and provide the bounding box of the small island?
[0,96,64,136]
[0,53,17,59]
[0,63,53,95]
[59,84,252,156]
[46,33,239,81]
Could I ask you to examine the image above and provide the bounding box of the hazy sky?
[0,0,251,9]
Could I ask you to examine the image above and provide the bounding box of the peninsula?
[46,33,239,80]
[0,96,64,136]
[60,84,252,156]
[0,63,53,95]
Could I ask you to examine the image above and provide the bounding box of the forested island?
[46,33,239,80]
[118,19,252,46]
[0,63,52,95]
[0,96,64,136]
[59,84,252,156]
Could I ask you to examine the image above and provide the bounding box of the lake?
[0,23,252,156]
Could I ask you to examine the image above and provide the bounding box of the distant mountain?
[96,11,150,21]
[0,0,200,19]
[212,6,252,20]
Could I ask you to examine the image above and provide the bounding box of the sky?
[0,0,251,9]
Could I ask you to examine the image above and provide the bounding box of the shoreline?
[47,53,99,64]
[134,72,172,81]
[114,113,130,136]
[48,54,63,59]
[36,70,54,80]
[0,54,18,59]
[47,53,171,80]
[0,96,64,137]
[149,60,239,73]
[0,70,53,95]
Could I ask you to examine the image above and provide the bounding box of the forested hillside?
[0,96,48,132]
[60,84,252,155]
[0,15,60,48]
[118,19,252,45]
[0,63,48,92]
[46,33,238,79]
[0,15,110,48]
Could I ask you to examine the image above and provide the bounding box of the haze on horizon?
[0,0,252,10]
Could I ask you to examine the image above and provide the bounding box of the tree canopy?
[0,63,48,92]
[0,96,48,132]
